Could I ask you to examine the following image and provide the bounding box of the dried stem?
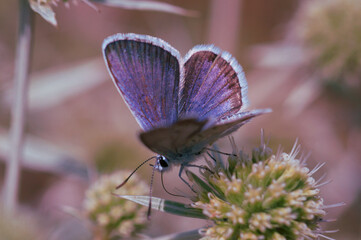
[3,0,34,213]
[207,0,243,53]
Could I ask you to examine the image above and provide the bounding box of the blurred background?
[0,0,360,239]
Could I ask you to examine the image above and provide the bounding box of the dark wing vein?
[179,46,247,122]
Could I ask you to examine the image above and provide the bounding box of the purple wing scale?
[179,45,249,122]
[103,33,181,131]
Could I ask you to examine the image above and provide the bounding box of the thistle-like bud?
[295,0,361,88]
[83,170,149,239]
[191,143,327,240]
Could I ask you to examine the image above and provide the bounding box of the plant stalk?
[3,0,34,213]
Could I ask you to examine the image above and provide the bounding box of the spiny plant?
[115,137,340,240]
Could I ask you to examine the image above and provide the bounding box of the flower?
[83,170,149,239]
[190,142,327,240]
[294,0,361,88]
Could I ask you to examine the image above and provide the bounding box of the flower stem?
[3,0,34,213]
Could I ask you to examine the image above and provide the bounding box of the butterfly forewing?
[179,46,249,122]
[103,34,181,131]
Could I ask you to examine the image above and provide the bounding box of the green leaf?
[91,0,197,16]
[186,171,212,192]
[29,0,57,26]
[115,195,207,219]
[152,228,203,240]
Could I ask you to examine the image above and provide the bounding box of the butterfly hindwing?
[179,109,272,153]
[139,119,207,159]
[103,33,181,131]
[179,45,249,122]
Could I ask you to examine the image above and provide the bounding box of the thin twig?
[3,0,34,213]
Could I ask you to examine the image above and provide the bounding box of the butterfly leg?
[161,172,187,198]
[204,147,237,157]
[179,164,196,193]
[184,164,214,174]
[206,151,218,162]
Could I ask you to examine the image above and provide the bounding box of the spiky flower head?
[294,0,361,88]
[83,170,149,239]
[189,142,327,240]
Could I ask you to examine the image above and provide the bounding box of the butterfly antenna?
[161,172,186,198]
[147,164,156,220]
[116,156,157,189]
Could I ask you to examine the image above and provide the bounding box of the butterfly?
[102,33,271,182]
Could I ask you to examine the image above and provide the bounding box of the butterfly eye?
[155,155,169,172]
[159,156,169,168]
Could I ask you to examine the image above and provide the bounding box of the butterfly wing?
[179,109,272,153]
[103,33,181,131]
[139,119,207,159]
[178,45,249,121]
[139,109,270,160]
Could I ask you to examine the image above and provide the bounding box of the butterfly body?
[140,118,207,171]
[103,33,270,173]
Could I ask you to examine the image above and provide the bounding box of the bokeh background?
[0,0,360,239]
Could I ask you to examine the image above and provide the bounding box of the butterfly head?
[155,155,170,172]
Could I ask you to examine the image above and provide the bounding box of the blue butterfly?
[102,33,270,182]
